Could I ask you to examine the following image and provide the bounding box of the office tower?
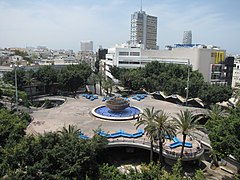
[130,10,158,50]
[80,41,93,51]
[183,31,192,44]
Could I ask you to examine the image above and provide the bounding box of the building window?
[119,52,129,56]
[130,52,140,56]
[211,73,221,80]
[119,61,140,64]
[119,61,129,64]
[129,61,140,64]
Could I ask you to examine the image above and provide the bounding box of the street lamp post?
[185,60,190,106]
[14,66,18,113]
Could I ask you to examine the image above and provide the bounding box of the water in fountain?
[92,96,141,120]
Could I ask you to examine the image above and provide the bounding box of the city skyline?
[0,0,239,54]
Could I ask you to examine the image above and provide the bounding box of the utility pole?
[14,66,18,113]
[185,59,190,106]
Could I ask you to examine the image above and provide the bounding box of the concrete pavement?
[28,95,209,142]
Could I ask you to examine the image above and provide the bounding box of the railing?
[163,147,204,160]
[107,137,204,160]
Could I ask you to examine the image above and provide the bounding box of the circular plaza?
[27,94,206,163]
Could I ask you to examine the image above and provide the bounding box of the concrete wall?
[141,48,216,81]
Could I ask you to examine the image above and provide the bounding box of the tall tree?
[88,73,98,94]
[97,73,104,96]
[172,110,200,158]
[154,110,176,164]
[109,66,122,80]
[206,108,240,171]
[35,65,58,93]
[3,68,26,90]
[135,107,159,162]
[205,105,240,169]
[58,63,92,94]
[24,70,35,102]
[102,78,114,96]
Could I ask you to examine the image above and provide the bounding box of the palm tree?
[154,110,176,164]
[58,124,80,140]
[102,78,114,96]
[135,107,160,162]
[205,105,229,129]
[172,109,200,158]
[97,73,104,96]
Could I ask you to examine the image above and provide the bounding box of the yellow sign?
[214,51,225,64]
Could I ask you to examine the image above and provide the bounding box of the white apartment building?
[102,43,226,83]
[231,58,240,88]
[11,55,23,62]
[130,11,158,50]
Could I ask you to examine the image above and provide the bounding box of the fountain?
[105,96,130,112]
[91,96,142,121]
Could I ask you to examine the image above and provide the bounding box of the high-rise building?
[183,31,192,44]
[130,10,158,50]
[80,41,93,52]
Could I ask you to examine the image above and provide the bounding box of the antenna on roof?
[140,0,142,12]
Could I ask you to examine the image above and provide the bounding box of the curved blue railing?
[79,130,192,149]
[79,129,144,140]
[99,129,144,138]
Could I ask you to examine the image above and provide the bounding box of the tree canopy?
[110,61,232,105]
[0,109,29,148]
[35,65,58,86]
[0,131,108,179]
[58,63,92,93]
[2,63,92,95]
[206,108,240,162]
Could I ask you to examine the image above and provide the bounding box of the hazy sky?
[0,0,239,54]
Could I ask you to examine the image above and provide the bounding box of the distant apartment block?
[80,41,93,52]
[130,10,158,50]
[183,30,192,44]
[77,51,96,70]
[231,57,240,88]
